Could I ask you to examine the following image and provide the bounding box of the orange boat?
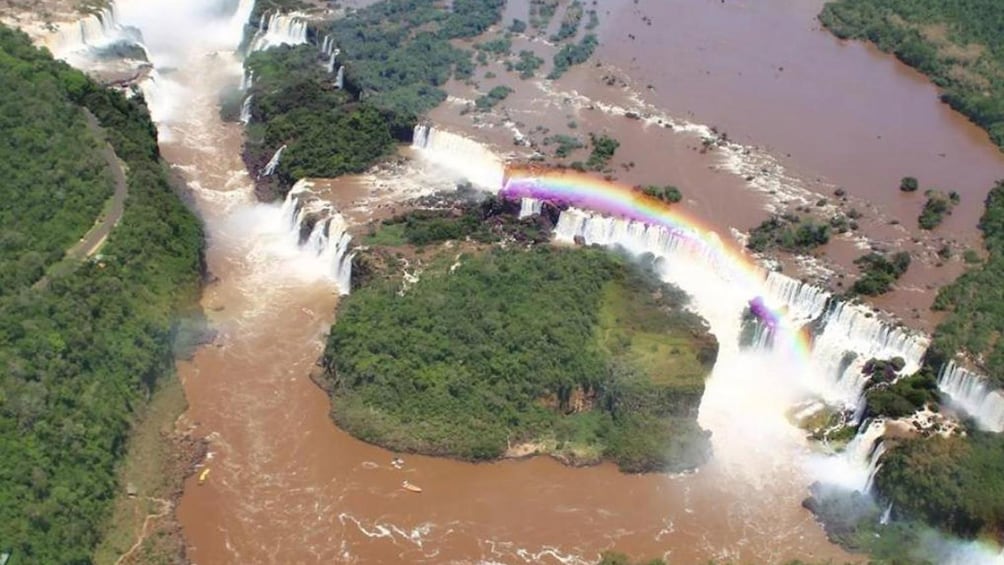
[401,481,422,493]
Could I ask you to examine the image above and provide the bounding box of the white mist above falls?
[40,5,145,63]
[411,124,506,190]
[275,180,354,294]
[67,0,351,296]
[553,208,927,408]
[548,206,934,490]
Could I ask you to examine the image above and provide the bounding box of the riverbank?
[820,0,1004,151]
[92,373,206,565]
[0,22,205,562]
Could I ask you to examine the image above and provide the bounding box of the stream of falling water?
[71,1,860,563]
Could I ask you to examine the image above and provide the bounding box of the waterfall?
[411,124,506,190]
[807,298,927,413]
[327,53,337,74]
[334,65,345,90]
[519,198,544,219]
[241,69,255,91]
[239,95,253,125]
[261,145,287,178]
[763,271,829,325]
[278,181,354,294]
[862,440,887,493]
[880,502,893,525]
[42,4,146,61]
[938,362,1004,432]
[806,419,888,493]
[249,11,308,52]
[552,208,927,411]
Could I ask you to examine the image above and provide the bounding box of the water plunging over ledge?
[27,0,1001,562]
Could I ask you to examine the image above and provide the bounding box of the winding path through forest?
[69,108,129,260]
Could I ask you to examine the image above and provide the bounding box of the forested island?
[241,0,505,200]
[318,199,718,473]
[821,0,1004,149]
[0,26,204,562]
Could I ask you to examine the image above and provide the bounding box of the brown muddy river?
[89,0,1004,563]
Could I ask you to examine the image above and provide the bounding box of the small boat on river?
[401,481,422,493]
[198,468,211,485]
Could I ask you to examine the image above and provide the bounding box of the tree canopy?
[821,0,1004,149]
[323,207,717,472]
[0,26,203,562]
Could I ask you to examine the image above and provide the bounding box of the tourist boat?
[198,468,211,485]
[401,481,422,493]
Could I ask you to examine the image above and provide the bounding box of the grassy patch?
[597,282,707,388]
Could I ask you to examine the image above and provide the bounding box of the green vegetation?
[900,176,919,192]
[746,215,831,254]
[586,132,620,170]
[510,49,545,79]
[549,33,599,79]
[928,180,1004,386]
[243,45,396,198]
[0,36,113,294]
[368,198,551,248]
[804,483,954,564]
[244,0,506,198]
[476,37,511,56]
[850,251,910,295]
[0,26,203,562]
[529,0,559,31]
[918,189,958,229]
[640,185,683,204]
[322,211,717,472]
[551,0,583,43]
[863,370,939,418]
[820,0,1004,149]
[544,134,584,158]
[474,85,514,111]
[323,0,503,116]
[597,552,666,565]
[876,431,1004,539]
[509,18,528,34]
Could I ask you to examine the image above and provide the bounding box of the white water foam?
[552,208,928,488]
[248,10,308,52]
[261,144,287,178]
[938,361,1004,432]
[411,124,506,189]
[41,4,144,62]
[518,198,543,219]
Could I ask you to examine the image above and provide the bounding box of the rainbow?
[501,165,813,358]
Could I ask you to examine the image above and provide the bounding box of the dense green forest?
[0,39,112,294]
[928,180,1004,387]
[242,0,504,199]
[875,431,1004,540]
[0,26,203,562]
[322,206,717,472]
[820,0,1004,149]
[322,0,502,116]
[243,45,396,199]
